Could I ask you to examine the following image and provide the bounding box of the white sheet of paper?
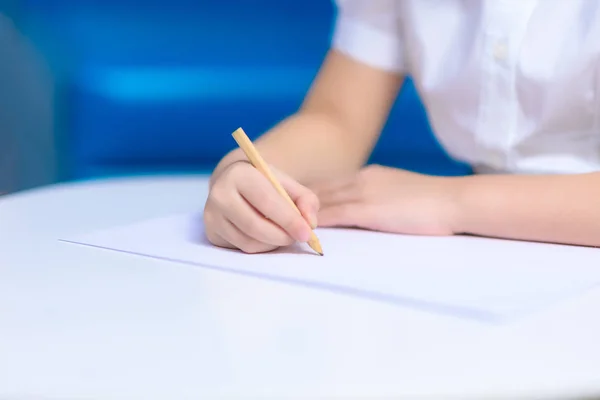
[62,212,600,322]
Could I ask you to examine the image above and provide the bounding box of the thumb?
[296,192,320,229]
[277,172,320,229]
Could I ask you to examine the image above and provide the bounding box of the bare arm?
[211,49,404,186]
[452,172,600,247]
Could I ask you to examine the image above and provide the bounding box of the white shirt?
[332,0,600,174]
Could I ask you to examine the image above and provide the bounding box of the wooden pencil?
[231,127,324,255]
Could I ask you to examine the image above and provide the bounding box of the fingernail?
[309,215,318,230]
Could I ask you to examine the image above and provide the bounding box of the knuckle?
[209,184,228,206]
[211,188,239,212]
[202,217,224,246]
[241,217,262,239]
[212,163,249,195]
[203,225,216,242]
[203,207,214,226]
[206,232,223,247]
[203,227,221,246]
[227,161,254,183]
[224,160,246,176]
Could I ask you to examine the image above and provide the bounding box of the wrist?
[444,175,476,235]
[451,175,482,235]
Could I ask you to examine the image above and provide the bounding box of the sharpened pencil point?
[310,239,323,256]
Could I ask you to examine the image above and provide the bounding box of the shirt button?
[493,41,508,61]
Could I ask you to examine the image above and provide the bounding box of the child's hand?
[204,161,319,253]
[311,165,460,236]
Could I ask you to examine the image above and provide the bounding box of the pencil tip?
[309,236,323,256]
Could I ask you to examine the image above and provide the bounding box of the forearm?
[211,111,366,186]
[452,172,600,247]
[210,50,403,188]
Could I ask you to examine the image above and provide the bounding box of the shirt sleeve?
[331,0,406,73]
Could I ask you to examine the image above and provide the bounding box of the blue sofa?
[19,0,471,181]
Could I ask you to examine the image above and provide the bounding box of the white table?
[2,175,600,399]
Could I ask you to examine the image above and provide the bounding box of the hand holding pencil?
[203,128,323,255]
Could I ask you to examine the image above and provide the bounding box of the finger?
[238,173,312,242]
[219,218,277,254]
[277,172,320,228]
[203,205,232,248]
[205,227,238,250]
[296,194,319,229]
[277,170,314,200]
[204,208,252,250]
[318,203,373,229]
[225,192,298,246]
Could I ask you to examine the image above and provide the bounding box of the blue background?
[12,0,471,182]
